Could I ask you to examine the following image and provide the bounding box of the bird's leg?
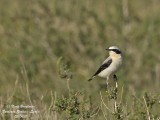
[113,74,118,88]
[106,77,109,90]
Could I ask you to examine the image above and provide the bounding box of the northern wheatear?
[88,46,123,87]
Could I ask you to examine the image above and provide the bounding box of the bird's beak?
[105,48,110,51]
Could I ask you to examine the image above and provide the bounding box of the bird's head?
[106,46,122,58]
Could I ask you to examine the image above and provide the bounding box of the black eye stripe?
[110,49,121,54]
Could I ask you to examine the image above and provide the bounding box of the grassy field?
[0,0,160,119]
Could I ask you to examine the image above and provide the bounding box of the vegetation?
[0,0,160,119]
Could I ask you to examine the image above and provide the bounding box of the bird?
[88,46,123,87]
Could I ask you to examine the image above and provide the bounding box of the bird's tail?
[88,76,95,81]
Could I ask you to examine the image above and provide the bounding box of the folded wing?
[88,57,112,81]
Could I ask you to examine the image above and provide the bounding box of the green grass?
[0,0,160,119]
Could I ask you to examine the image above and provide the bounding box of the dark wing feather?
[93,59,112,76]
[88,59,112,81]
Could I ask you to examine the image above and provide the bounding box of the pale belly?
[98,59,122,79]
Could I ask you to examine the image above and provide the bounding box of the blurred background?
[0,0,160,118]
